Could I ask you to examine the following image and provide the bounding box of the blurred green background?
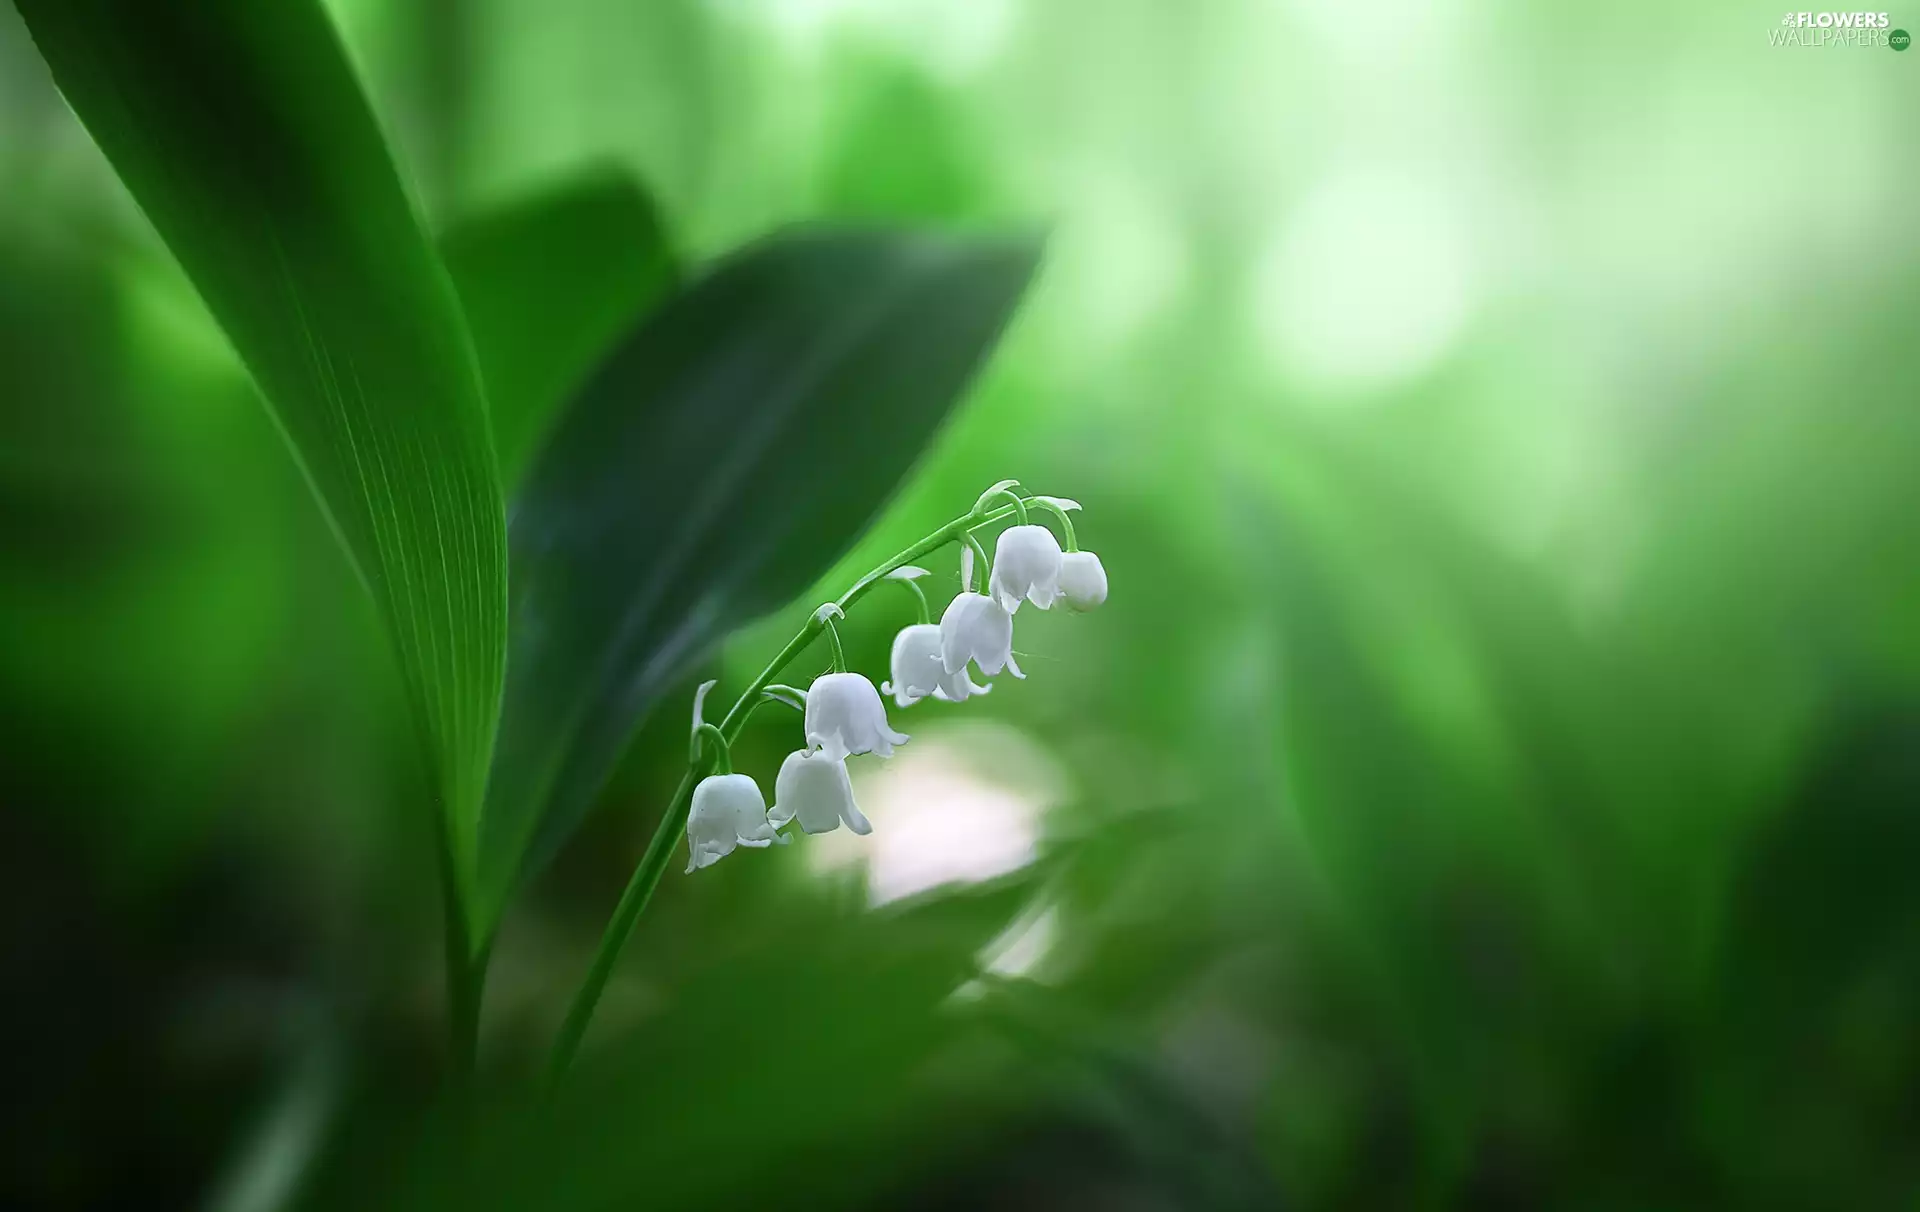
[4,1,1918,1208]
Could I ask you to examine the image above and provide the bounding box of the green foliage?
[438,168,679,487]
[329,873,1049,1212]
[14,0,509,929]
[476,228,1041,927]
[6,0,1920,1209]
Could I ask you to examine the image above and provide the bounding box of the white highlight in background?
[808,721,1067,905]
[716,0,1017,79]
[1059,185,1190,349]
[1254,166,1479,396]
[981,904,1059,979]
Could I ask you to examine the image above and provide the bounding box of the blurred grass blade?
[15,0,508,930]
[476,226,1042,929]
[439,167,679,487]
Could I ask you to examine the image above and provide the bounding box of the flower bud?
[1057,550,1108,611]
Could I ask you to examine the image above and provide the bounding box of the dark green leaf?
[439,167,678,487]
[475,226,1042,928]
[15,0,508,929]
[336,871,1046,1212]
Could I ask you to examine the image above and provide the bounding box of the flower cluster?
[684,483,1106,873]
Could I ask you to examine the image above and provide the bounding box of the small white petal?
[989,571,1024,616]
[939,594,973,674]
[948,667,993,701]
[812,734,851,762]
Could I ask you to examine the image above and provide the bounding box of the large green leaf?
[438,168,678,487]
[475,227,1042,928]
[15,0,508,926]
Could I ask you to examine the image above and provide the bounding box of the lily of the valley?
[685,773,786,873]
[940,591,1023,680]
[805,672,910,761]
[672,482,1103,882]
[769,749,872,835]
[1057,550,1108,611]
[884,622,993,707]
[989,524,1063,614]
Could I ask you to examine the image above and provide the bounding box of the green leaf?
[337,872,1046,1212]
[475,226,1042,929]
[438,167,679,487]
[16,0,508,931]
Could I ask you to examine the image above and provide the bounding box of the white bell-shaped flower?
[768,749,872,836]
[804,672,910,761]
[939,591,1024,680]
[883,623,993,707]
[1057,550,1108,611]
[989,524,1063,614]
[685,773,784,873]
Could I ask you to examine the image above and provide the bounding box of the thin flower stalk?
[546,496,1039,1087]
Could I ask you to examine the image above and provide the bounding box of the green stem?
[720,626,823,744]
[981,487,1028,526]
[544,501,1027,1088]
[821,612,847,673]
[443,885,482,1087]
[1029,497,1079,552]
[456,937,490,1080]
[432,782,483,1089]
[965,531,992,593]
[690,722,731,773]
[544,767,698,1095]
[761,684,808,713]
[827,504,1015,616]
[896,575,932,625]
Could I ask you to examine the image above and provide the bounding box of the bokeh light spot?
[1253,166,1479,396]
[807,720,1067,905]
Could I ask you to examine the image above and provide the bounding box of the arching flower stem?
[818,605,849,674]
[964,531,993,592]
[1028,495,1079,553]
[901,578,932,625]
[975,483,1028,526]
[689,722,731,773]
[546,496,1032,1091]
[887,567,934,625]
